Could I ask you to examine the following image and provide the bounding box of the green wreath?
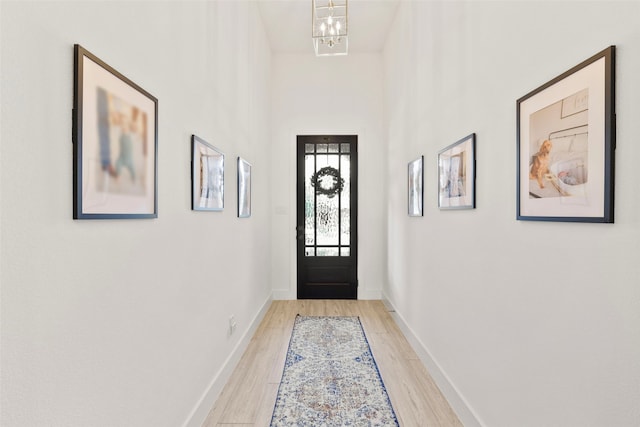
[311,166,344,198]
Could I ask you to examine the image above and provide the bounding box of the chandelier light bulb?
[336,21,341,31]
[327,16,333,25]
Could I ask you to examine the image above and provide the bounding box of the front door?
[296,135,358,299]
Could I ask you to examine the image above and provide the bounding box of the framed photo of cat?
[516,46,615,223]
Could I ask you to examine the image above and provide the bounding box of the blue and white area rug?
[270,315,400,426]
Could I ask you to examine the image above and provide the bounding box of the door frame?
[296,135,358,299]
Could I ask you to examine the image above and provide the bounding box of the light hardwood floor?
[202,300,463,426]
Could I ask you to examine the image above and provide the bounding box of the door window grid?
[305,143,351,257]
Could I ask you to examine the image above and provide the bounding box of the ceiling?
[256,0,401,54]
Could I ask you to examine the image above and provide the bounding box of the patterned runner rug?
[270,315,399,426]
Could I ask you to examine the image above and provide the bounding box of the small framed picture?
[517,46,615,222]
[408,156,424,217]
[237,157,251,218]
[73,45,158,219]
[191,135,224,211]
[438,133,476,210]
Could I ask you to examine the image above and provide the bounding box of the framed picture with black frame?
[517,46,615,223]
[191,135,224,211]
[73,44,158,219]
[408,156,424,217]
[438,133,476,210]
[237,157,251,218]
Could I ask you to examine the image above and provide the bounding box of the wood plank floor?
[202,300,462,426]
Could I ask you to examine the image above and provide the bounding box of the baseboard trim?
[381,293,485,427]
[182,294,273,427]
[272,288,382,300]
[272,289,294,300]
[357,288,382,300]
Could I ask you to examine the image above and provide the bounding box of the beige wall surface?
[1,2,272,426]
[383,2,640,426]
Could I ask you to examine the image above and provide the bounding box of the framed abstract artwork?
[191,135,224,211]
[408,156,424,217]
[438,133,476,210]
[237,157,252,218]
[73,44,158,219]
[517,46,615,222]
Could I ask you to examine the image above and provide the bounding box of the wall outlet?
[228,315,237,335]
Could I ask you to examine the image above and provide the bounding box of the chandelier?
[312,0,348,56]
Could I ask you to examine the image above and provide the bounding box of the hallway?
[2,2,640,426]
[202,300,462,426]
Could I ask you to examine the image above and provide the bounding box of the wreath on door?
[311,166,344,198]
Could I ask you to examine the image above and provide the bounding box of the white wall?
[269,53,386,300]
[0,2,271,427]
[384,2,640,426]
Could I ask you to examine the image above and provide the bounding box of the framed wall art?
[517,46,615,222]
[191,135,224,211]
[438,133,476,210]
[73,44,158,219]
[237,157,251,218]
[408,156,424,217]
